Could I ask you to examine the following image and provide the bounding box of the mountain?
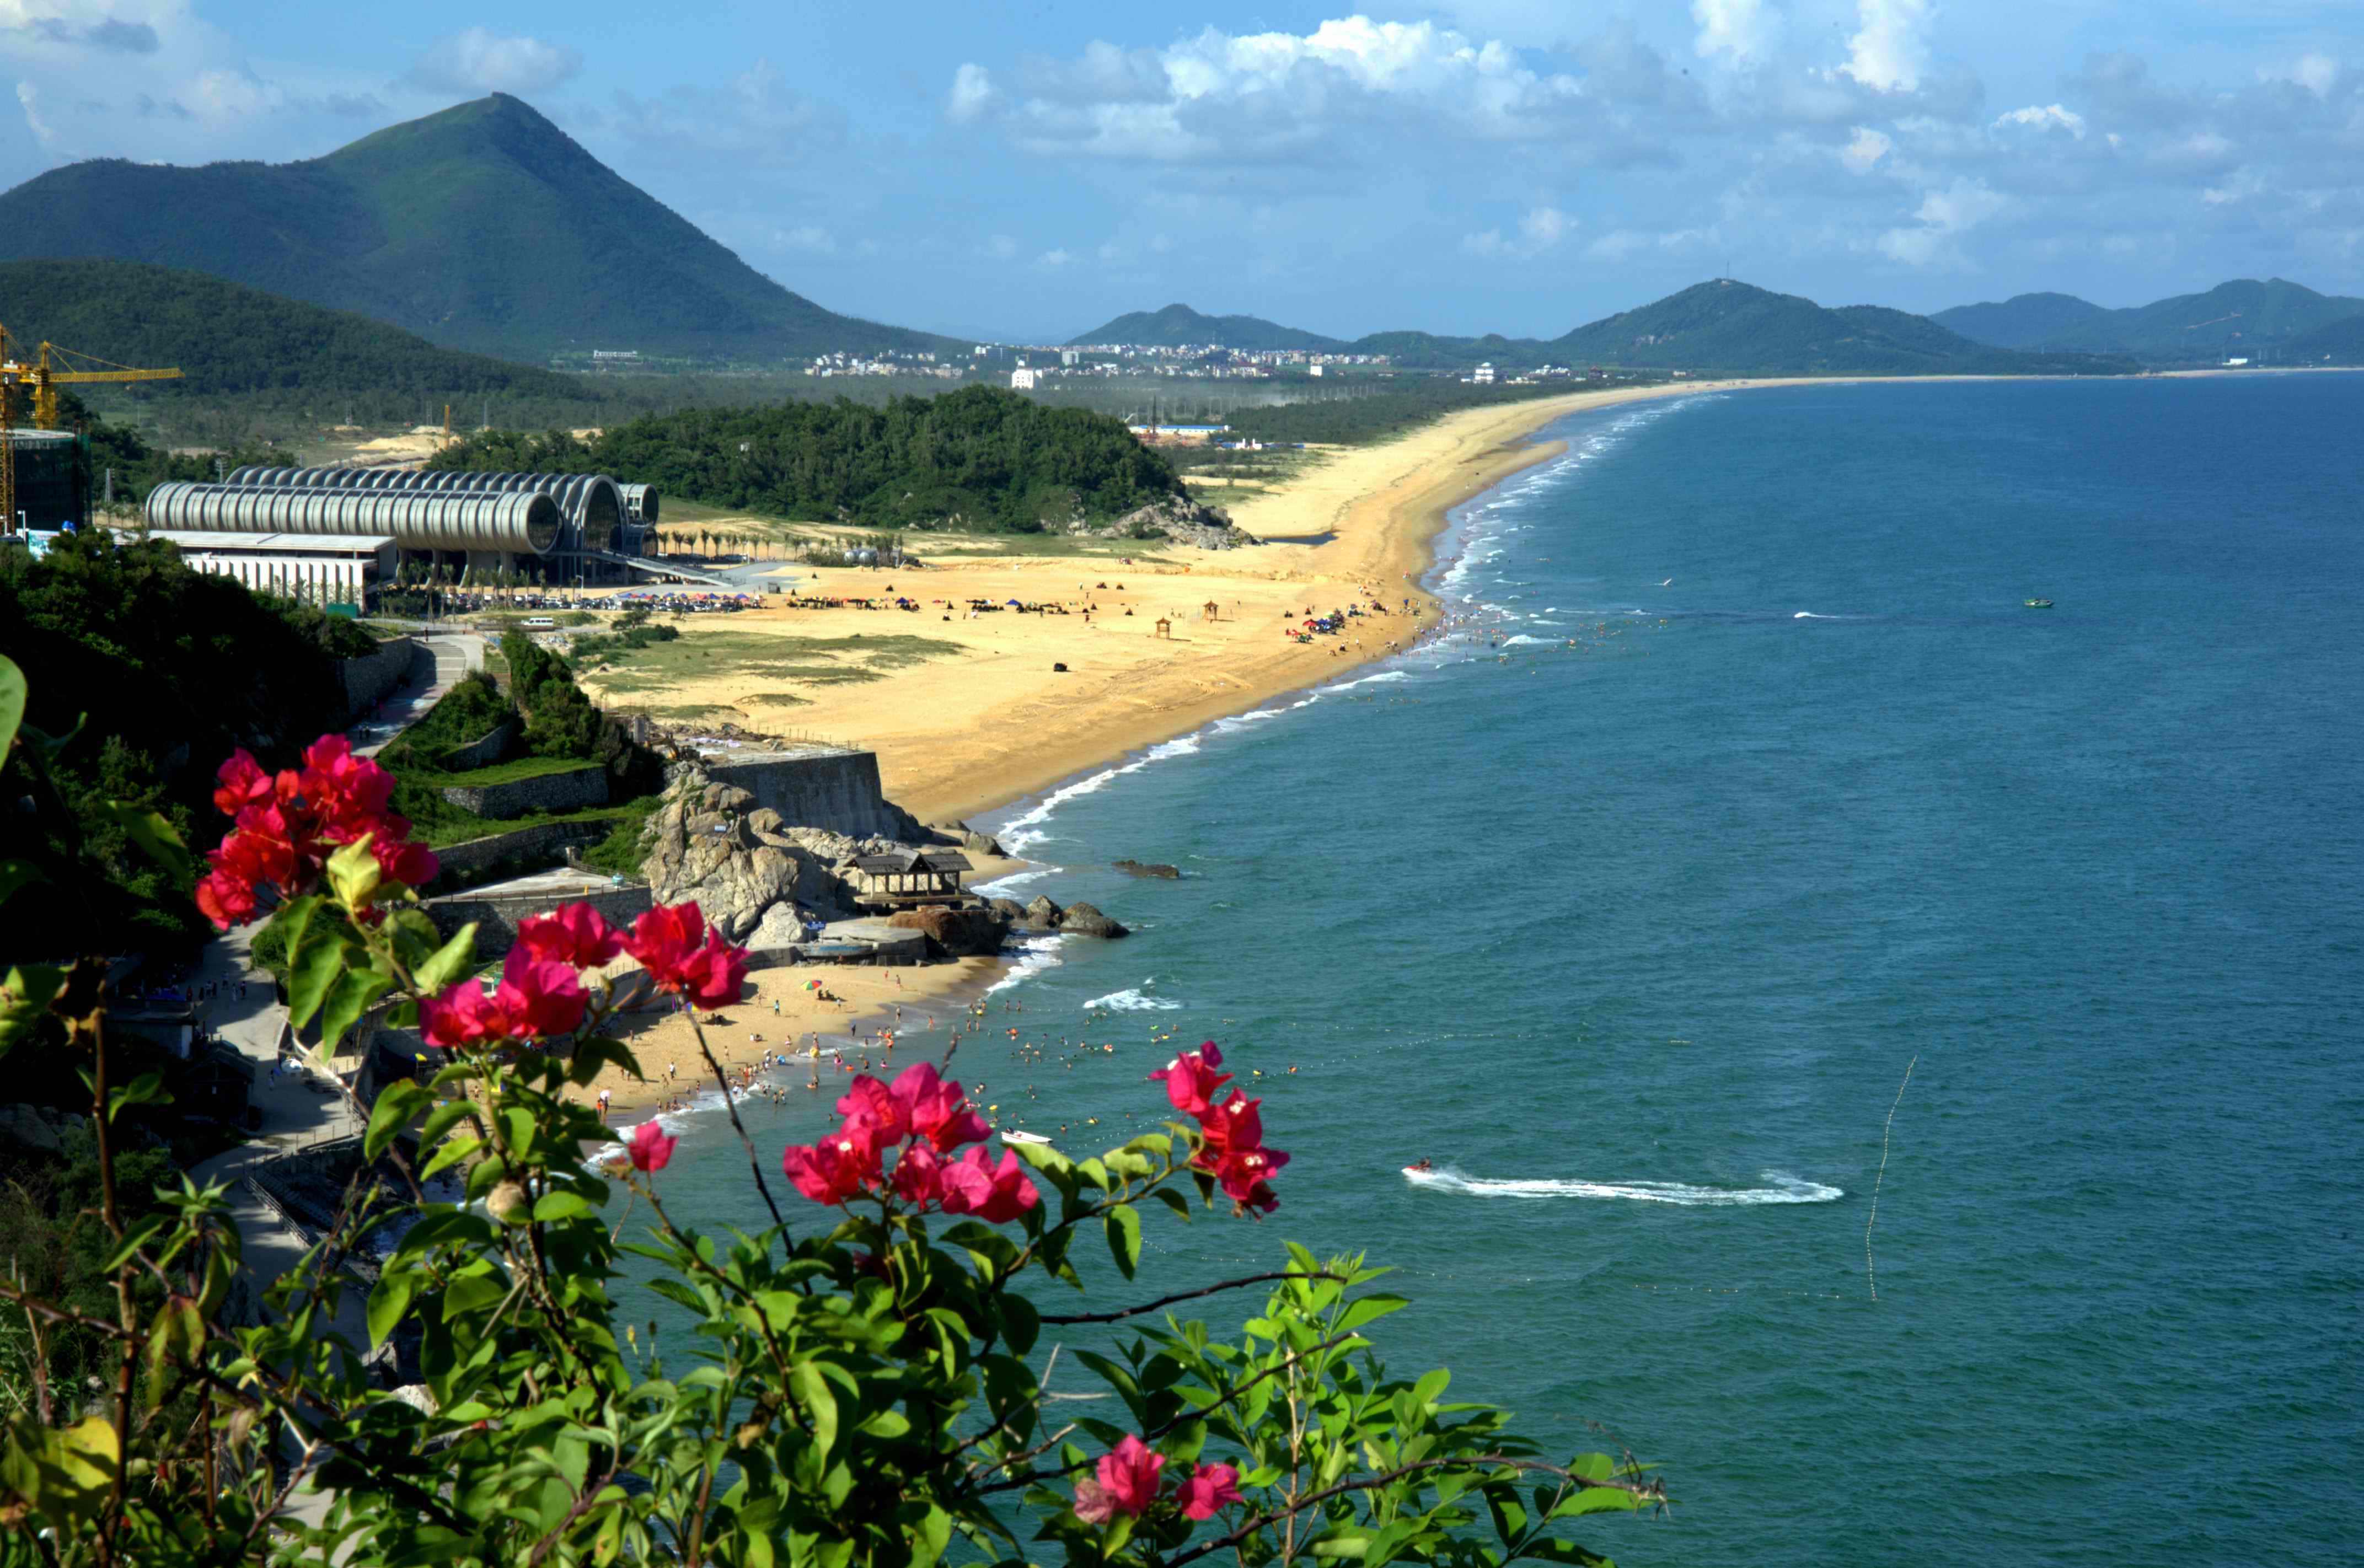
[0,94,954,362]
[1069,304,1344,351]
[2283,313,2364,364]
[1547,280,2134,375]
[1937,278,2364,362]
[1932,292,2113,350]
[0,258,594,400]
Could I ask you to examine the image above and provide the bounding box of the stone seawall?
[442,765,608,819]
[441,719,516,770]
[424,883,653,959]
[431,819,613,879]
[701,748,918,840]
[339,637,427,720]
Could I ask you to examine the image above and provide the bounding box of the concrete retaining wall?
[442,765,608,819]
[440,719,516,770]
[425,883,653,959]
[339,637,427,720]
[431,819,612,879]
[703,748,908,839]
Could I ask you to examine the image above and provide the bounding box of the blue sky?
[1,1,2358,341]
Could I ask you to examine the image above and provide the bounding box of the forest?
[430,386,1191,531]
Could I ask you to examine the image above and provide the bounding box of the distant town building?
[1309,362,1324,377]
[1011,367,1041,390]
[1471,362,1496,385]
[592,350,640,361]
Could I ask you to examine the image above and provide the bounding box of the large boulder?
[885,904,1011,958]
[988,898,1029,926]
[1112,860,1181,879]
[1058,901,1128,939]
[745,903,814,967]
[1022,895,1064,932]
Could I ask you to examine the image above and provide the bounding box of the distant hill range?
[1073,281,2135,376]
[2284,314,2364,365]
[0,94,955,362]
[1070,304,1344,352]
[0,257,593,400]
[1935,279,2364,363]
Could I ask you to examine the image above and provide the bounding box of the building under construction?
[139,466,670,606]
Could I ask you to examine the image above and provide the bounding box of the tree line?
[428,385,1192,532]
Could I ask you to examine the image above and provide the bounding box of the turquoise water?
[647,374,2363,1565]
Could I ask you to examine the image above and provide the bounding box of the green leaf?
[1550,1488,1639,1519]
[99,803,192,885]
[418,1098,476,1151]
[1520,1540,1611,1566]
[320,962,393,1052]
[413,922,479,995]
[569,1034,643,1086]
[366,1082,432,1160]
[532,1190,593,1222]
[0,654,23,762]
[0,859,44,910]
[998,1292,1040,1357]
[0,962,65,1053]
[1338,1294,1411,1334]
[367,1274,419,1346]
[1411,1370,1450,1411]
[286,927,351,1030]
[791,1362,839,1458]
[106,1071,172,1123]
[324,835,382,911]
[1103,1202,1142,1281]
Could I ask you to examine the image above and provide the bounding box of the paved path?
[354,633,485,756]
[182,925,372,1531]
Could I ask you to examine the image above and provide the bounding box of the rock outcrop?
[642,771,873,941]
[885,904,1011,958]
[1113,860,1181,879]
[1058,901,1129,939]
[1069,495,1253,550]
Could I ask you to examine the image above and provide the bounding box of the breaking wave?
[1403,1167,1842,1206]
[1086,986,1184,1012]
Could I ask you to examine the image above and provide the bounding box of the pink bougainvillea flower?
[938,1145,1039,1223]
[894,1061,991,1151]
[676,930,748,1008]
[1093,1436,1165,1518]
[300,735,396,831]
[1178,1462,1242,1521]
[626,1119,677,1174]
[837,1074,911,1145]
[781,1124,881,1205]
[888,1142,944,1206]
[624,901,707,991]
[1194,1089,1266,1158]
[517,902,625,969]
[1208,1146,1288,1215]
[370,833,439,889]
[195,867,258,931]
[494,945,587,1040]
[212,749,275,817]
[1149,1042,1231,1118]
[419,978,506,1050]
[1071,1476,1116,1526]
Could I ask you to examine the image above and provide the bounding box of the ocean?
[642,373,2363,1565]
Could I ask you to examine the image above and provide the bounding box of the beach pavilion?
[850,847,974,906]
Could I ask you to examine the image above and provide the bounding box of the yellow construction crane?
[0,324,181,532]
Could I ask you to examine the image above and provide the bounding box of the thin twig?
[682,1001,788,1233]
[1866,1054,1917,1302]
[1039,1270,1345,1325]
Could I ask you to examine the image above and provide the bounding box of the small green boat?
[2023,598,2054,609]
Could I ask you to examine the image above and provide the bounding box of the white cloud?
[985,234,1018,261]
[1994,104,2086,138]
[408,28,582,96]
[961,14,1593,162]
[2261,53,2339,98]
[1037,248,1072,267]
[1839,0,1932,93]
[1877,176,2006,265]
[1840,125,1891,171]
[1692,0,1776,65]
[14,79,51,144]
[1463,203,1575,259]
[947,62,994,122]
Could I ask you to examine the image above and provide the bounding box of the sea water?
[640,374,2362,1565]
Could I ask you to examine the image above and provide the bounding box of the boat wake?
[1403,1167,1842,1206]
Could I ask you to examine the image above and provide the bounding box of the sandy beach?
[582,379,1780,825]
